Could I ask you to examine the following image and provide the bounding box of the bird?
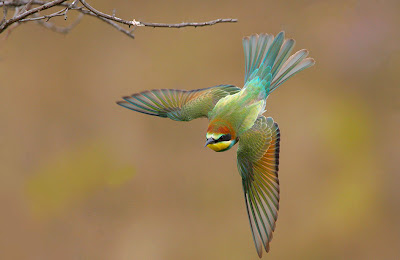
[116,31,314,257]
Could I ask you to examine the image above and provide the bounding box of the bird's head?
[205,119,237,152]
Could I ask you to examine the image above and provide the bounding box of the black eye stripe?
[218,134,231,142]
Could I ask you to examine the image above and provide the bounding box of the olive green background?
[1,0,399,259]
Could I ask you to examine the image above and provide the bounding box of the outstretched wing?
[116,85,240,121]
[237,116,280,257]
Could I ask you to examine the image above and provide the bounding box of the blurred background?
[1,0,399,259]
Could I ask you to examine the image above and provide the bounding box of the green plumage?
[209,87,265,135]
[208,31,314,138]
[116,31,314,258]
[237,116,280,256]
[117,85,239,121]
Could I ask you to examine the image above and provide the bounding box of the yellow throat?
[207,141,232,152]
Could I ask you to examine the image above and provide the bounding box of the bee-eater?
[117,31,314,257]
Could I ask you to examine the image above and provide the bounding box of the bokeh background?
[1,0,399,259]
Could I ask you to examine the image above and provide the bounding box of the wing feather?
[237,116,280,257]
[117,85,240,121]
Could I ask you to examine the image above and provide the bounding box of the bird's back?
[209,86,265,136]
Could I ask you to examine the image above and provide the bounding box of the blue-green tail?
[243,31,315,96]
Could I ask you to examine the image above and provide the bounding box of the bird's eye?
[218,134,231,142]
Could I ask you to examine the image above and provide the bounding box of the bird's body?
[117,31,314,257]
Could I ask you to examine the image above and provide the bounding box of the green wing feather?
[117,85,240,121]
[237,116,280,257]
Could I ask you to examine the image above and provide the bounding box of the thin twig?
[0,1,70,8]
[1,1,7,25]
[34,12,82,34]
[70,0,78,8]
[12,6,21,18]
[0,0,67,33]
[67,6,136,39]
[18,0,33,14]
[19,8,65,22]
[18,1,81,23]
[85,11,135,39]
[98,19,135,39]
[140,19,238,28]
[79,0,237,28]
[79,0,137,27]
[64,0,78,20]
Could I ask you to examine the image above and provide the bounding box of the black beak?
[205,138,216,147]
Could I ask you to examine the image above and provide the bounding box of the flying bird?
[117,31,314,257]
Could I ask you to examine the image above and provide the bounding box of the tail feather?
[271,39,295,78]
[271,55,315,92]
[244,34,274,83]
[243,31,315,95]
[263,32,284,71]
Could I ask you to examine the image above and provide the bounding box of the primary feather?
[237,116,280,257]
[117,85,240,121]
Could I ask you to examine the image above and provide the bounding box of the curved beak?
[205,138,216,147]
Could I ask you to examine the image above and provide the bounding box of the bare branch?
[0,0,238,39]
[94,17,135,39]
[64,0,79,20]
[0,0,67,33]
[19,9,65,22]
[1,1,7,25]
[79,0,237,28]
[67,6,136,39]
[81,10,135,39]
[18,0,34,14]
[140,19,239,28]
[79,0,136,27]
[70,0,78,8]
[0,1,69,8]
[33,12,82,34]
